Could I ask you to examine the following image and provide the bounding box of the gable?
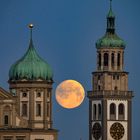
[0,87,13,100]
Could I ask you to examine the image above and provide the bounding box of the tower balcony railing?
[87,90,134,98]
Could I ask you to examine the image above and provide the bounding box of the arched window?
[98,104,101,120]
[36,103,41,116]
[22,104,27,116]
[118,103,125,120]
[104,53,108,66]
[111,53,114,67]
[4,115,8,125]
[98,53,101,67]
[117,53,120,67]
[110,103,116,120]
[93,104,96,120]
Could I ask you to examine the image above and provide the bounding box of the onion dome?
[9,24,53,81]
[96,0,126,49]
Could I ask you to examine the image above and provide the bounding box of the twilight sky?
[0,0,139,140]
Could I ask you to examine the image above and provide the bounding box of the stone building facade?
[88,1,134,140]
[0,25,58,140]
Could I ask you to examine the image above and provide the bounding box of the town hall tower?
[88,1,134,140]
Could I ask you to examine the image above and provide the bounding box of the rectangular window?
[22,103,27,116]
[47,103,49,117]
[117,75,119,80]
[36,103,41,116]
[4,115,8,125]
[113,75,115,80]
[98,75,101,80]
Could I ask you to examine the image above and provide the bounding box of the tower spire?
[28,23,34,48]
[110,0,112,10]
[106,0,115,34]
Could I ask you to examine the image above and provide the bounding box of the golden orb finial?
[29,24,34,29]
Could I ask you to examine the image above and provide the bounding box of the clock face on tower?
[92,123,102,140]
[110,122,125,140]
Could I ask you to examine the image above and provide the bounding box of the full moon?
[55,80,85,109]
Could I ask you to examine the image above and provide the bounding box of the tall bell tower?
[87,1,134,140]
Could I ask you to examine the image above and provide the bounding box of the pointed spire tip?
[110,0,112,10]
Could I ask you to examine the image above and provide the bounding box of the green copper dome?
[96,33,126,49]
[9,26,53,81]
[96,0,126,49]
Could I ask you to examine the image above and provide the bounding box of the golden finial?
[29,23,34,29]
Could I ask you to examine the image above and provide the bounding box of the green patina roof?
[9,39,53,81]
[107,8,115,18]
[96,0,126,49]
[96,33,126,49]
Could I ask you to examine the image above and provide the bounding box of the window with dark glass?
[98,85,101,91]
[118,103,125,120]
[22,104,27,116]
[98,104,101,120]
[113,75,115,80]
[98,75,101,80]
[117,53,120,66]
[111,53,114,67]
[104,53,108,66]
[22,92,27,97]
[119,104,124,114]
[36,103,41,116]
[114,86,118,90]
[4,115,8,125]
[98,53,101,67]
[47,103,49,117]
[110,103,116,120]
[93,104,96,120]
[110,103,116,114]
